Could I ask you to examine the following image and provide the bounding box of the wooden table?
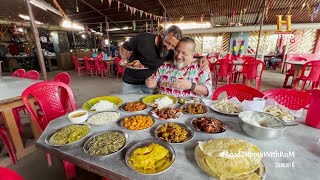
[36,94,319,180]
[44,54,57,72]
[0,77,42,166]
[0,61,2,77]
[285,61,307,86]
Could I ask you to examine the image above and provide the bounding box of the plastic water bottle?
[305,90,320,129]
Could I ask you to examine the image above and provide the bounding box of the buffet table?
[36,94,319,180]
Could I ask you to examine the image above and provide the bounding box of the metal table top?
[36,94,320,180]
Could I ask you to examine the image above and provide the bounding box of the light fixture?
[81,34,86,39]
[61,19,84,30]
[165,22,211,30]
[18,28,24,32]
[104,39,109,45]
[30,0,48,11]
[121,26,131,30]
[19,14,43,24]
[124,37,131,41]
[108,28,121,31]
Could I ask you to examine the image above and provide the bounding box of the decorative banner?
[146,22,148,32]
[301,1,306,12]
[290,37,295,43]
[125,4,128,12]
[179,16,184,21]
[133,20,136,31]
[133,8,137,15]
[200,14,204,22]
[313,2,320,18]
[129,6,133,15]
[108,0,112,7]
[139,10,143,18]
[150,14,153,20]
[118,1,120,11]
[145,12,148,18]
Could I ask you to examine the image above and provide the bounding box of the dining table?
[36,94,319,180]
[285,61,307,86]
[0,76,42,166]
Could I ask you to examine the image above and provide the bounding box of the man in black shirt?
[120,25,182,94]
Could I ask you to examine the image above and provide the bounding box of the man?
[120,25,182,94]
[120,25,208,94]
[145,37,212,97]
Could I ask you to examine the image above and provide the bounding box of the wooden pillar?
[105,17,111,55]
[26,0,47,80]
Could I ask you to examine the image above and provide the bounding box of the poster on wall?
[229,32,249,56]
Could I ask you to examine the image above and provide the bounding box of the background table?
[0,76,42,166]
[36,94,319,180]
[285,61,307,86]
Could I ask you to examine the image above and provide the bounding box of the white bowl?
[68,110,89,123]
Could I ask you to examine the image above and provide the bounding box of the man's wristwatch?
[190,82,196,91]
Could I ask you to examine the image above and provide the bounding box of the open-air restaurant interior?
[1,0,320,179]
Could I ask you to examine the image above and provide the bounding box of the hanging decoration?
[301,1,306,12]
[146,22,148,32]
[290,37,295,43]
[108,0,112,7]
[133,8,137,15]
[129,6,134,15]
[238,40,244,55]
[133,20,136,31]
[140,10,143,18]
[76,0,79,13]
[179,16,184,21]
[288,5,293,15]
[313,2,320,19]
[118,1,120,11]
[150,14,153,20]
[150,20,153,32]
[125,4,128,12]
[200,14,204,22]
[232,39,237,55]
[98,23,103,32]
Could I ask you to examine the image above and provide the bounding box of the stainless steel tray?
[154,122,194,144]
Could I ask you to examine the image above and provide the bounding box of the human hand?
[172,79,192,90]
[145,76,157,88]
[119,59,128,67]
[199,57,210,71]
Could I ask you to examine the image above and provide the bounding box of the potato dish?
[156,123,190,143]
[122,115,153,130]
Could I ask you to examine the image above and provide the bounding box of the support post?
[105,17,111,55]
[255,0,266,60]
[26,0,47,80]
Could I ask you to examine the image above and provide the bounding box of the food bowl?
[238,111,287,140]
[68,110,89,123]
[125,139,175,175]
[154,122,194,143]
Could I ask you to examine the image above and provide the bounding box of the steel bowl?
[154,122,194,144]
[87,111,122,125]
[182,103,208,115]
[190,117,227,134]
[119,102,148,113]
[45,124,90,147]
[125,139,175,175]
[238,111,287,140]
[83,130,128,157]
[119,114,155,131]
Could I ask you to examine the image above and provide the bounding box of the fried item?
[183,103,208,114]
[122,115,153,130]
[212,99,240,114]
[156,123,190,143]
[264,105,295,121]
[153,107,182,120]
[192,117,226,133]
[196,138,263,179]
[127,60,145,68]
[87,131,126,156]
[129,143,172,174]
[49,125,89,145]
[124,102,147,112]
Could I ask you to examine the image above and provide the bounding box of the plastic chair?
[212,84,264,102]
[213,59,234,87]
[116,61,125,79]
[293,60,320,91]
[283,57,307,88]
[0,167,24,180]
[241,56,255,61]
[12,69,26,77]
[23,70,40,80]
[94,58,109,79]
[0,126,17,164]
[83,56,96,77]
[263,89,311,110]
[71,56,85,77]
[241,60,265,90]
[22,81,77,179]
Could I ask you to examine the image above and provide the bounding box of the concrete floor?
[2,69,286,180]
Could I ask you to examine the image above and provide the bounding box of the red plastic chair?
[241,60,265,90]
[0,167,24,180]
[116,61,125,79]
[71,56,85,77]
[283,57,307,88]
[83,56,96,77]
[241,56,255,61]
[293,60,320,91]
[212,84,264,102]
[23,70,40,80]
[213,59,234,87]
[0,126,17,164]
[22,81,77,179]
[263,89,311,110]
[12,69,25,77]
[94,58,110,79]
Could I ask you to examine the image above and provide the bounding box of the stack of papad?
[195,138,265,180]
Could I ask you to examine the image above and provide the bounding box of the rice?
[154,96,173,108]
[87,112,121,125]
[242,113,283,128]
[90,100,115,111]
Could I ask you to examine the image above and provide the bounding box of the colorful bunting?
[118,1,120,11]
[139,10,143,18]
[301,1,306,12]
[133,8,137,15]
[125,4,128,12]
[133,20,136,31]
[129,6,134,15]
[200,14,204,22]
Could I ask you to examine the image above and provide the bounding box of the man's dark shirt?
[122,32,173,84]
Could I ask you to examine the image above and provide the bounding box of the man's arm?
[119,35,137,66]
[192,84,209,96]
